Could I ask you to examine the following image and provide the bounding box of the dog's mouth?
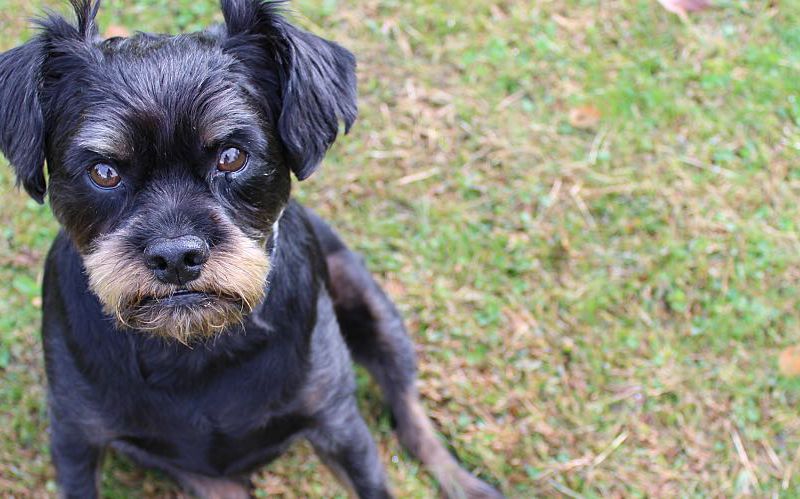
[140,289,219,307]
[116,290,250,343]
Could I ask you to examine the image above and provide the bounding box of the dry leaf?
[779,345,800,376]
[569,105,601,129]
[0,248,40,268]
[104,25,131,38]
[656,0,711,19]
[383,278,407,297]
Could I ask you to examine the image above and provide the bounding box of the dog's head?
[0,0,356,342]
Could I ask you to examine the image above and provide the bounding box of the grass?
[1,0,800,496]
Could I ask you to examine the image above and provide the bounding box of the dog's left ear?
[221,0,357,180]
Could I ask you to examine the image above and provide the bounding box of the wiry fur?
[221,0,358,179]
[0,40,46,201]
[69,0,101,39]
[84,220,270,342]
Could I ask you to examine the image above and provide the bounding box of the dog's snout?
[144,236,210,285]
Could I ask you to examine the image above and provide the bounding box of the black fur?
[0,2,502,498]
[0,40,47,202]
[221,0,357,180]
[44,203,321,472]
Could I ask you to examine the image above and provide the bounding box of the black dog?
[0,1,502,497]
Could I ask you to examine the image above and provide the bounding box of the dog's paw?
[443,468,504,499]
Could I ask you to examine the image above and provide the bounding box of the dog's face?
[0,0,356,342]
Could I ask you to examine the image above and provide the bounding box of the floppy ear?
[222,0,357,180]
[0,1,100,204]
[0,41,47,203]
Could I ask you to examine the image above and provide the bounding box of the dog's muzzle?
[82,223,273,343]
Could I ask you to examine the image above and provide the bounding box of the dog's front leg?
[307,400,392,499]
[50,418,103,499]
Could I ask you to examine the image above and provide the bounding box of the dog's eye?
[88,163,121,189]
[217,147,248,173]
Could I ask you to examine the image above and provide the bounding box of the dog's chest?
[67,315,315,476]
[108,345,313,476]
[114,400,312,476]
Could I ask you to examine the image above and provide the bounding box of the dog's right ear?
[0,40,47,204]
[0,1,101,204]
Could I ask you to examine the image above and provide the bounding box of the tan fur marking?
[76,119,130,158]
[83,221,270,343]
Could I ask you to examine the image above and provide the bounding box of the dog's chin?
[116,292,249,343]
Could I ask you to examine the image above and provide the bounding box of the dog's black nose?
[144,236,210,285]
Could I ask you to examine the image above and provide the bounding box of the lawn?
[1,0,799,496]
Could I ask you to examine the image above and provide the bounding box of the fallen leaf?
[104,25,131,38]
[656,0,711,19]
[383,278,407,297]
[503,307,535,337]
[0,248,40,268]
[568,105,601,129]
[779,345,800,376]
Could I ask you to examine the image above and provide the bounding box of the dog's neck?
[244,213,286,334]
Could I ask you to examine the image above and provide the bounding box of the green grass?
[1,0,800,496]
